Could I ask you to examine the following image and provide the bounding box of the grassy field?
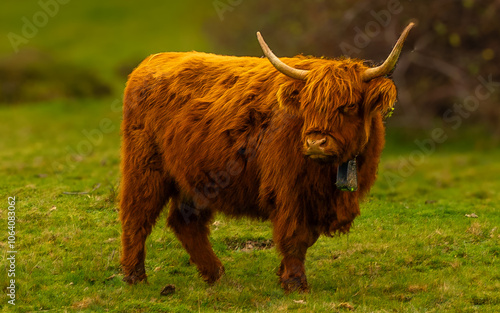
[0,99,498,312]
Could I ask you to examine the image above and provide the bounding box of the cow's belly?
[161,128,267,219]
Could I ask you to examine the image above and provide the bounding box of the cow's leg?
[273,218,319,293]
[120,137,175,284]
[167,198,224,284]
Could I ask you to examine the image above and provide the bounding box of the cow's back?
[123,52,287,218]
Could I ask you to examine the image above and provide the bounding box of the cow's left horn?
[362,22,416,82]
[257,32,309,81]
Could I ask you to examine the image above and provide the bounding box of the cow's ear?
[277,81,304,115]
[363,79,397,116]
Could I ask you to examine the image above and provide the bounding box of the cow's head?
[257,23,414,162]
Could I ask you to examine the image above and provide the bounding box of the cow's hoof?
[201,265,225,285]
[281,276,309,293]
[123,273,147,285]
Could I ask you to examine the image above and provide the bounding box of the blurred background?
[1,0,499,140]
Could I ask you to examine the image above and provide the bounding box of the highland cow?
[120,23,415,292]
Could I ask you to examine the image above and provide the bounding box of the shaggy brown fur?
[120,50,397,292]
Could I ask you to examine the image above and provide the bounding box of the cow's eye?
[341,103,357,114]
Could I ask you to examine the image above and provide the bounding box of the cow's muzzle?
[304,134,337,159]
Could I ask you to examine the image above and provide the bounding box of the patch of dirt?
[71,296,102,309]
[408,284,428,293]
[223,238,274,252]
[160,284,176,296]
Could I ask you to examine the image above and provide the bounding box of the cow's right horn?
[362,22,416,82]
[257,32,309,81]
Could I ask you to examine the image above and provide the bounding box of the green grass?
[0,99,499,312]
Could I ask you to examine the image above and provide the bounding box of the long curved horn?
[256,31,309,81]
[362,22,416,82]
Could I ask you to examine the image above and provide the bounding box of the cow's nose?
[306,137,327,152]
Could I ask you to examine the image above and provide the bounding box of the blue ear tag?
[336,158,358,192]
